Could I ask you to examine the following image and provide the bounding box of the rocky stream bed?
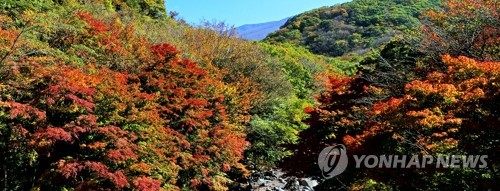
[230,169,319,191]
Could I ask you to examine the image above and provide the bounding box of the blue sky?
[166,0,351,26]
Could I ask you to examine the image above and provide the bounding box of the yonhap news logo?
[317,144,348,179]
[318,144,488,179]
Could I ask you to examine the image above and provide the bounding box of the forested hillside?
[265,0,442,57]
[282,0,499,190]
[0,0,498,190]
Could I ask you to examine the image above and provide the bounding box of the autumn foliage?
[420,0,499,61]
[283,0,499,189]
[285,54,499,190]
[0,7,250,191]
[1,0,498,190]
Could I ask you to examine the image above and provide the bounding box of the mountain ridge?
[236,17,289,41]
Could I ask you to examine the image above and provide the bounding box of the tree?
[418,0,499,61]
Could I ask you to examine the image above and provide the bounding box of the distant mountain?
[236,18,289,41]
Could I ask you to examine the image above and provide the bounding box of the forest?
[0,0,498,190]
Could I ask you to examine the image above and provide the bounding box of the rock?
[301,178,319,188]
[239,169,317,191]
[298,178,317,191]
[262,170,278,180]
[257,178,268,187]
[299,179,309,187]
[278,178,286,184]
[264,170,277,178]
[249,172,263,182]
[300,185,314,191]
[273,187,285,191]
[284,177,300,191]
